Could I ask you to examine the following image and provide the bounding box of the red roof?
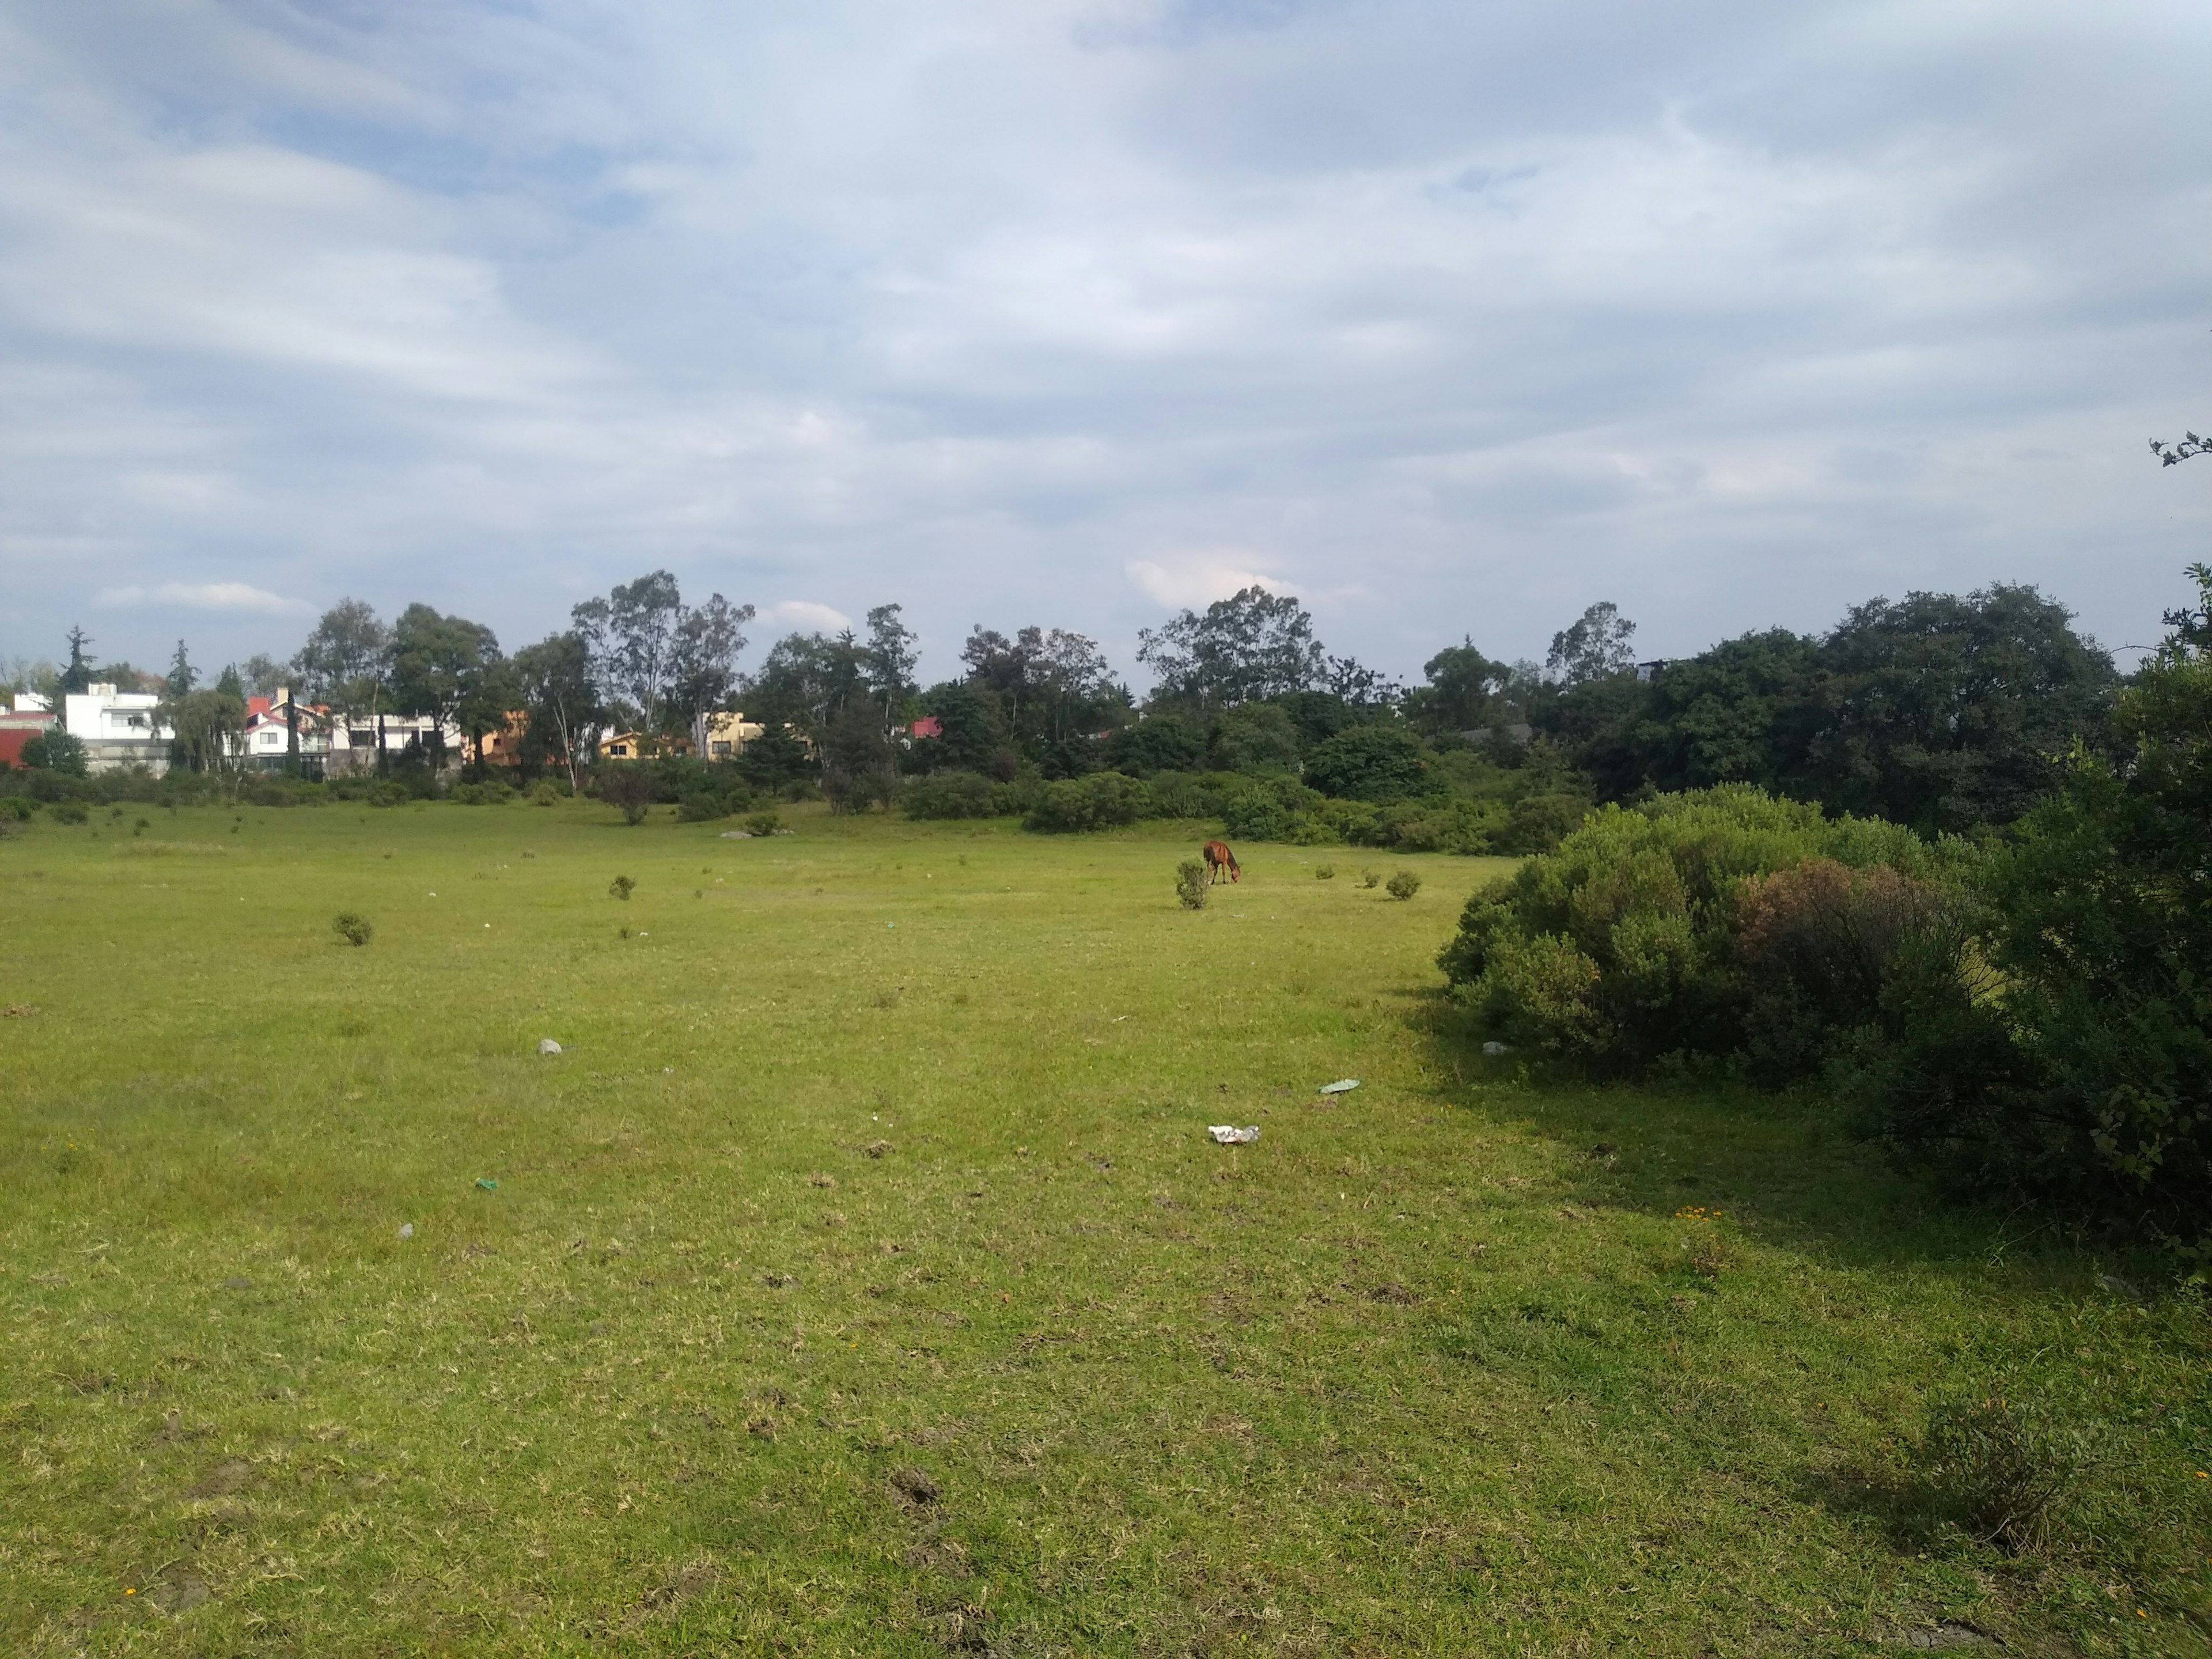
[910,717,944,739]
[247,695,272,719]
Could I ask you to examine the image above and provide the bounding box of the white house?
[63,683,173,774]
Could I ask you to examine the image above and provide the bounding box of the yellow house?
[600,730,662,760]
[696,711,765,760]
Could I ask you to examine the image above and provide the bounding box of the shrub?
[20,729,89,777]
[1025,771,1150,833]
[1361,868,1381,888]
[1101,715,1206,777]
[598,766,657,825]
[609,874,636,901]
[0,798,33,821]
[1733,858,1955,1081]
[49,801,89,825]
[678,789,734,822]
[1219,776,1323,842]
[368,780,413,808]
[1911,1389,2103,1553]
[1143,770,1232,821]
[1316,864,1335,880]
[531,779,562,805]
[332,912,374,946]
[744,811,782,838]
[1438,786,1940,1071]
[1493,793,1591,855]
[1386,869,1422,901]
[1176,861,1209,910]
[903,771,1000,820]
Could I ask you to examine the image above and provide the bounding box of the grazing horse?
[1202,840,1241,884]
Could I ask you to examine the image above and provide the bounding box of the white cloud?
[759,600,853,632]
[96,582,311,616]
[1126,556,1286,610]
[1,1,2207,681]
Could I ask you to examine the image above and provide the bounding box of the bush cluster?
[1439,786,1946,1076]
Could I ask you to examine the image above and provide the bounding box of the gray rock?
[537,1038,562,1055]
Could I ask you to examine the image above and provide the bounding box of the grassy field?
[1,798,2207,1657]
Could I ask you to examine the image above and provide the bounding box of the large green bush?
[1302,723,1426,801]
[1025,771,1150,832]
[902,770,1002,820]
[1439,786,1937,1071]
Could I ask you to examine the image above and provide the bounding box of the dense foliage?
[1842,566,2212,1240]
[1439,787,1945,1075]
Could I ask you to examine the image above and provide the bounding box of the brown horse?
[1202,840,1241,884]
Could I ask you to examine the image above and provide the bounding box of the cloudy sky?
[2,0,2205,688]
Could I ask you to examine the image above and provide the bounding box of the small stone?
[538,1039,562,1055]
[1482,1041,1509,1056]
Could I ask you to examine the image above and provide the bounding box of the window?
[710,741,731,757]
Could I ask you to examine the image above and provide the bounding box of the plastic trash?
[538,1038,563,1055]
[397,1223,414,1240]
[475,1177,499,1191]
[1317,1079,1361,1094]
[1482,1041,1510,1056]
[1208,1125,1260,1145]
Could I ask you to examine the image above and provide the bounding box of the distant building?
[908,716,944,740]
[63,682,173,774]
[1635,660,1669,683]
[695,711,764,760]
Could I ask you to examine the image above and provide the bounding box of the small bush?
[1316,864,1335,880]
[531,779,562,806]
[1385,869,1422,900]
[0,798,33,821]
[598,766,658,826]
[609,875,636,901]
[744,811,782,838]
[332,912,374,946]
[1176,861,1209,910]
[1361,868,1381,889]
[677,790,734,823]
[50,801,89,825]
[1911,1391,2103,1553]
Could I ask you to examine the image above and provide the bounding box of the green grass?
[2,798,2207,1656]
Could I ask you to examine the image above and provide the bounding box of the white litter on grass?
[538,1039,562,1055]
[1208,1125,1260,1145]
[397,1223,414,1240]
[1317,1079,1361,1094]
[719,831,751,839]
[1482,1042,1510,1056]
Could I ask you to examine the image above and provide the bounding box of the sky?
[1,0,2206,690]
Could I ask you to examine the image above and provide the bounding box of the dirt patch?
[890,1465,942,1507]
[1368,1283,1417,1305]
[187,1459,254,1499]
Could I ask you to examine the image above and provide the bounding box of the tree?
[164,641,198,699]
[863,604,919,726]
[388,604,499,772]
[1407,639,1513,737]
[1137,586,1326,710]
[1303,723,1428,802]
[58,627,96,695]
[819,699,899,813]
[1864,565,2212,1237]
[912,680,1005,774]
[1809,585,2115,832]
[240,653,288,696]
[667,594,756,745]
[1546,603,1637,686]
[20,728,88,775]
[510,632,601,791]
[572,571,684,736]
[165,687,250,791]
[746,630,869,736]
[293,599,393,774]
[2149,431,2207,466]
[1100,714,1206,777]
